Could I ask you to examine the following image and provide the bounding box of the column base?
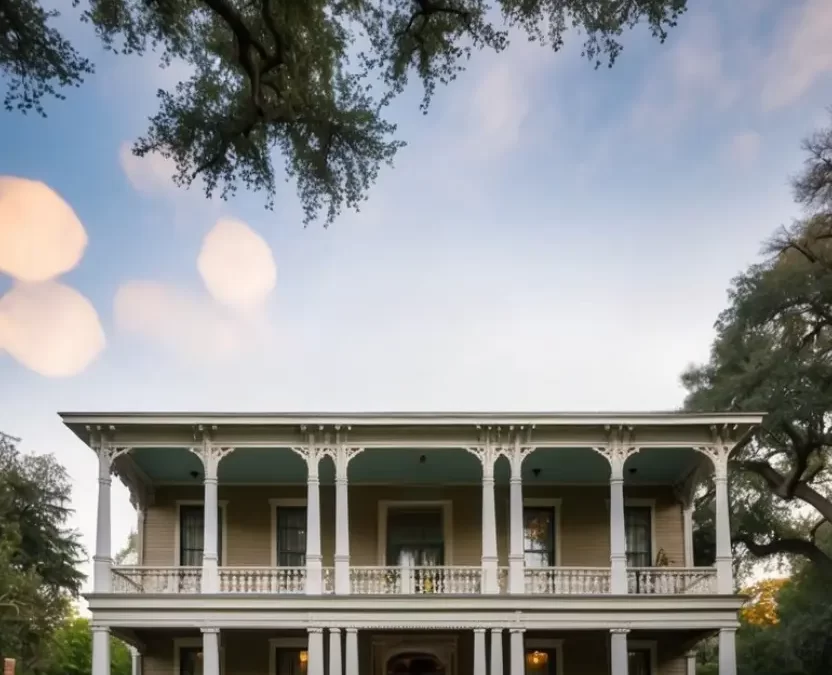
[93,557,113,593]
[610,557,628,594]
[306,557,323,595]
[334,557,350,595]
[201,558,219,593]
[482,557,499,594]
[508,556,524,594]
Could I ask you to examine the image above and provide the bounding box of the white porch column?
[136,507,146,566]
[201,628,220,675]
[334,443,362,595]
[345,628,359,675]
[94,447,114,593]
[308,628,325,675]
[718,628,737,675]
[509,629,525,675]
[91,625,110,675]
[328,629,342,675]
[610,629,629,675]
[474,629,487,675]
[685,650,697,675]
[129,646,141,675]
[609,454,628,594]
[490,629,504,675]
[508,448,525,594]
[714,469,733,594]
[306,450,323,595]
[481,456,499,593]
[682,504,694,567]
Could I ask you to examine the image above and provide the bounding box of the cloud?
[197,218,277,311]
[762,0,832,110]
[118,142,180,199]
[0,282,105,377]
[113,280,271,363]
[0,177,88,282]
[724,131,762,167]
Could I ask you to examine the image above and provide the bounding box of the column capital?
[91,624,111,633]
[345,627,358,634]
[200,627,220,635]
[509,628,526,634]
[189,441,234,481]
[307,627,325,634]
[329,627,342,633]
[466,426,536,479]
[594,425,639,479]
[95,443,132,481]
[473,628,487,634]
[609,628,631,635]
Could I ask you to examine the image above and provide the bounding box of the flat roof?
[59,410,764,427]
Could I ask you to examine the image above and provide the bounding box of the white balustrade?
[524,567,611,594]
[350,566,482,595]
[112,567,202,593]
[219,567,307,593]
[628,567,718,595]
[497,567,509,594]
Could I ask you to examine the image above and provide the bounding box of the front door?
[386,653,446,675]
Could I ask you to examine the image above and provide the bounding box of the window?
[179,647,203,675]
[386,508,444,566]
[628,648,652,675]
[179,505,223,566]
[276,507,307,567]
[624,506,652,567]
[523,507,556,568]
[275,648,308,675]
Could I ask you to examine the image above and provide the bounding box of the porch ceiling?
[127,446,705,485]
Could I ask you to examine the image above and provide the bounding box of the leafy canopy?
[2,0,688,224]
[0,433,86,674]
[683,109,832,576]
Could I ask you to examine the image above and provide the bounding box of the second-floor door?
[179,504,223,566]
[386,508,444,567]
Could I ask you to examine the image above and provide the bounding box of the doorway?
[386,653,446,675]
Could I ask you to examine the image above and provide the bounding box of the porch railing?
[112,566,202,593]
[524,567,611,594]
[628,567,717,594]
[219,567,307,593]
[349,566,482,594]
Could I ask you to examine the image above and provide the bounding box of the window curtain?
[180,505,223,566]
[624,507,652,567]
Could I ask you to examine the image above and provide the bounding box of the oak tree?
[2,0,688,224]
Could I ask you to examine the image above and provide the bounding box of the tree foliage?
[45,615,132,675]
[683,109,832,576]
[739,577,788,626]
[0,433,85,674]
[2,0,688,224]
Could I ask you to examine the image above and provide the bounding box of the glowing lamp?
[526,650,549,669]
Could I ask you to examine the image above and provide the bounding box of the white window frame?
[624,498,657,566]
[520,498,562,567]
[378,500,454,565]
[173,637,225,675]
[268,637,308,675]
[174,500,229,566]
[627,639,658,675]
[269,498,308,567]
[525,637,564,675]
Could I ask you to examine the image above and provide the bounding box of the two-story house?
[62,412,761,675]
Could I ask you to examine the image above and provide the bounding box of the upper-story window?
[628,648,652,675]
[179,504,223,566]
[386,508,444,566]
[276,507,307,567]
[523,507,556,568]
[625,506,652,567]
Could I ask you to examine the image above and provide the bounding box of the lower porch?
[128,627,708,675]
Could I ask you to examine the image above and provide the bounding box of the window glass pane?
[277,507,307,567]
[179,506,223,566]
[179,647,203,675]
[625,507,652,567]
[628,649,651,675]
[387,509,445,566]
[523,508,555,566]
[276,648,307,675]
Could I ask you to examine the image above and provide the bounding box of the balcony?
[111,565,716,596]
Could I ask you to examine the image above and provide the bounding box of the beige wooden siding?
[141,484,684,568]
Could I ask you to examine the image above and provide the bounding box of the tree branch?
[734,533,832,574]
[735,459,832,523]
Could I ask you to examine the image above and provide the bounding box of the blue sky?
[1,0,831,586]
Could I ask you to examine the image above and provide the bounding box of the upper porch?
[61,411,762,601]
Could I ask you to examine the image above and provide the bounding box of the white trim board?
[269,498,308,567]
[174,500,229,566]
[377,500,454,565]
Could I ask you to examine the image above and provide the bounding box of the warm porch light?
[299,650,308,664]
[526,650,549,668]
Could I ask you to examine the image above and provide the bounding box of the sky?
[1,0,831,591]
